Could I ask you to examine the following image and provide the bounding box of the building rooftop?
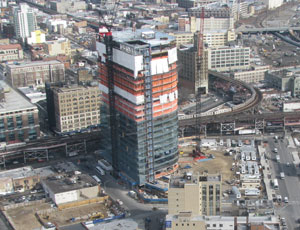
[89,219,139,230]
[166,214,279,229]
[269,68,300,78]
[0,44,22,50]
[51,84,99,94]
[0,81,37,114]
[170,173,221,188]
[41,172,97,194]
[6,60,62,69]
[112,29,175,47]
[0,166,36,180]
[18,87,46,104]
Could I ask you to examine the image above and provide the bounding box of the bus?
[98,159,113,171]
[273,179,279,190]
[95,166,105,176]
[92,175,102,184]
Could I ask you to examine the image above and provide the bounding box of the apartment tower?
[97,29,179,185]
[13,3,37,41]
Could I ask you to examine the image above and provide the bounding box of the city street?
[267,135,300,230]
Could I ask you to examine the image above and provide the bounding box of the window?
[28,113,35,125]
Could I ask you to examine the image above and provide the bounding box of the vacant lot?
[5,202,51,230]
[178,140,235,190]
[42,202,108,226]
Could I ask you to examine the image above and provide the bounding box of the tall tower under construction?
[96,29,179,185]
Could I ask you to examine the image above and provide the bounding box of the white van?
[280,172,285,179]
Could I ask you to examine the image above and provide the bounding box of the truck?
[238,129,256,135]
[280,172,285,179]
[273,179,279,190]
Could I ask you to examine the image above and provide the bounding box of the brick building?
[6,60,65,88]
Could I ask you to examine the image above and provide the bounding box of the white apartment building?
[231,65,270,83]
[170,30,236,48]
[265,0,283,9]
[207,46,250,71]
[13,3,37,41]
[195,17,234,32]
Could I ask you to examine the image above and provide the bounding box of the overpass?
[236,26,300,34]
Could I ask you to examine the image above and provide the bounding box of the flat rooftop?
[41,173,97,194]
[269,68,300,78]
[166,214,279,229]
[170,173,221,188]
[0,81,37,114]
[0,166,35,180]
[6,60,62,69]
[112,29,175,47]
[89,219,138,230]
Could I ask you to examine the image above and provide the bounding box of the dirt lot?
[41,202,108,226]
[5,203,51,230]
[178,141,235,190]
[4,201,109,229]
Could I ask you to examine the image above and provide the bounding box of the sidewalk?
[287,136,300,165]
[258,145,275,201]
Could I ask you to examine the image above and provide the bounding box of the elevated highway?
[236,26,300,34]
[179,70,262,123]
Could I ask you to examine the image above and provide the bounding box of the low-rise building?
[231,65,270,84]
[165,214,280,230]
[6,60,65,88]
[265,67,300,96]
[0,166,39,195]
[27,30,46,45]
[44,38,71,57]
[0,44,24,62]
[0,80,40,143]
[41,172,100,205]
[46,83,101,134]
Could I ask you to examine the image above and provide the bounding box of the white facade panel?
[151,58,169,75]
[168,47,177,64]
[96,41,106,63]
[113,49,143,77]
[98,83,108,94]
[114,85,144,105]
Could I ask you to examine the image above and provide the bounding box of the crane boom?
[198,7,205,57]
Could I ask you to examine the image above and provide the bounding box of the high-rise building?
[168,173,222,216]
[178,34,208,95]
[96,29,179,185]
[13,3,37,41]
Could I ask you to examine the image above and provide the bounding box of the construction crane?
[96,4,120,177]
[194,7,205,157]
